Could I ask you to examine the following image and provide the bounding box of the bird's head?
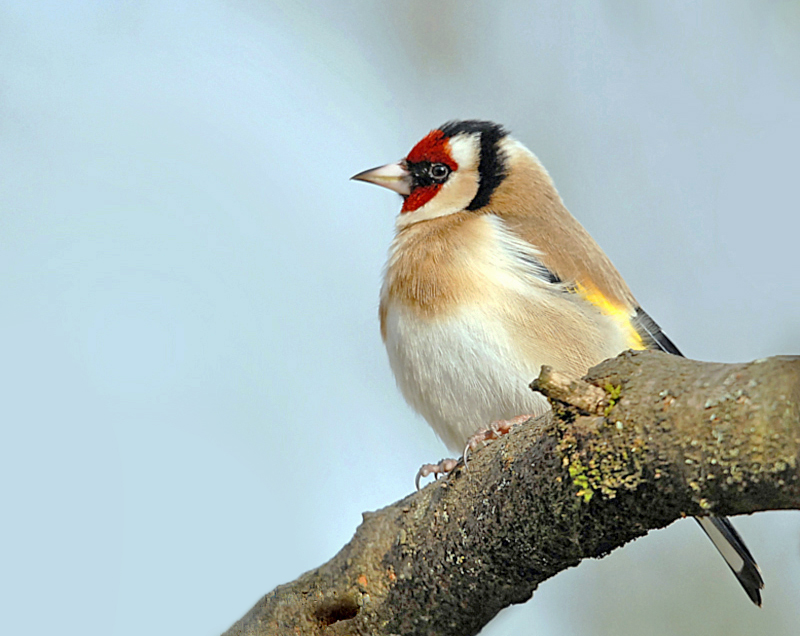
[352,120,511,227]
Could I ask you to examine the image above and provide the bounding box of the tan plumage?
[488,139,637,310]
[380,210,629,378]
[353,120,763,605]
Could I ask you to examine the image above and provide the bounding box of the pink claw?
[415,458,459,490]
[462,415,534,467]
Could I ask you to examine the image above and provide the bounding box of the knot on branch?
[531,365,609,414]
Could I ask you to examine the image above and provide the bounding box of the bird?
[351,119,764,606]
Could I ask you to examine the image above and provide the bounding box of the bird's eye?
[429,163,450,180]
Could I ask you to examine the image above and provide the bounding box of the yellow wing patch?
[575,284,646,350]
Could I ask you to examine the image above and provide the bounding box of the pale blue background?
[1,2,799,635]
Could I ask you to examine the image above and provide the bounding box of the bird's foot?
[414,414,537,490]
[415,458,459,490]
[463,414,535,467]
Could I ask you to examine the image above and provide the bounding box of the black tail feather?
[696,516,764,606]
[635,306,764,605]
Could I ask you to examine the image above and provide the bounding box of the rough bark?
[223,351,800,636]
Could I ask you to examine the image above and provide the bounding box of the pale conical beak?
[351,161,412,196]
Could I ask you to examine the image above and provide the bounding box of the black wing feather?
[633,307,683,356]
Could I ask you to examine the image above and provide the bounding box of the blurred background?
[1,1,799,634]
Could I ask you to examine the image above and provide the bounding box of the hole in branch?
[313,594,360,626]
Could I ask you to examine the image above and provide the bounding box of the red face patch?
[401,185,440,213]
[401,130,459,213]
[406,129,456,166]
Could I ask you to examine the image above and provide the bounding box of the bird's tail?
[695,515,764,606]
[634,312,764,605]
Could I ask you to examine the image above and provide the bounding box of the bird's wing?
[488,151,639,313]
[490,194,684,355]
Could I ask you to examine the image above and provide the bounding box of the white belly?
[383,303,550,453]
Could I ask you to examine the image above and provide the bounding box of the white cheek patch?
[396,134,482,229]
[447,134,480,167]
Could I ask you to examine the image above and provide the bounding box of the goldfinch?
[352,120,764,605]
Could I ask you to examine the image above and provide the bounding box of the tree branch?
[222,351,800,636]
